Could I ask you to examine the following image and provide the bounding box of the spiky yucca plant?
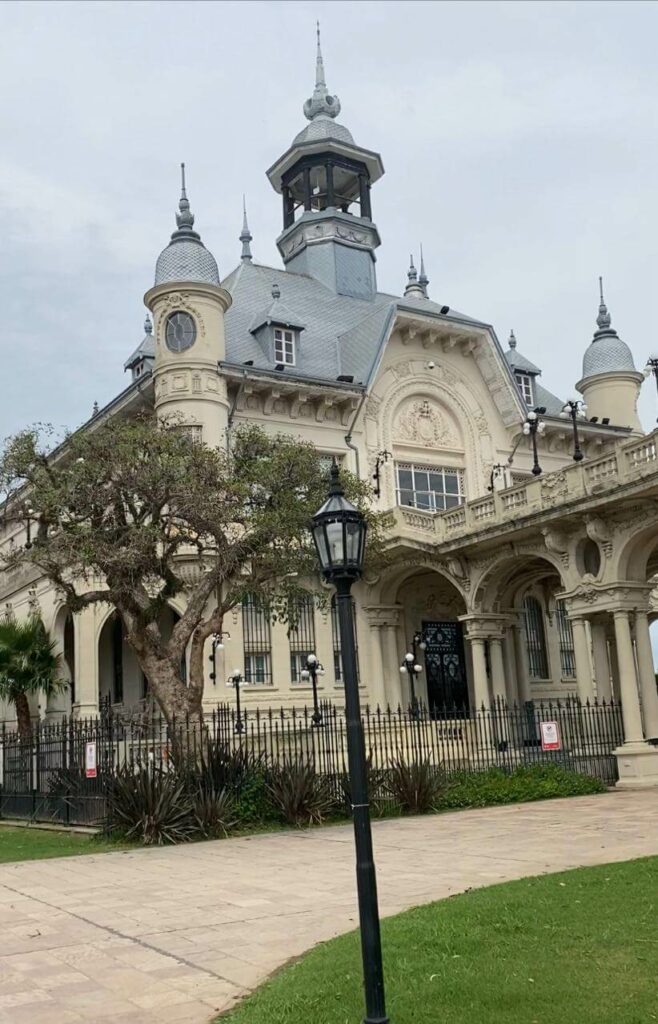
[385,757,446,814]
[193,786,237,838]
[106,768,195,845]
[266,759,335,826]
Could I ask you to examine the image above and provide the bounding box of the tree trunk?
[14,691,33,742]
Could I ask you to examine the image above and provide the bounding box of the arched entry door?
[422,620,468,712]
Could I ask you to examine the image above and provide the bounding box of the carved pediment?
[394,397,461,449]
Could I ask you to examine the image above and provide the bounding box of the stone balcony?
[388,430,658,549]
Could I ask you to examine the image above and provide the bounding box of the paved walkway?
[0,791,657,1024]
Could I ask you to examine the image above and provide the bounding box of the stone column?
[608,635,622,702]
[590,621,612,701]
[512,624,532,704]
[367,625,387,711]
[613,610,645,745]
[503,630,519,704]
[570,616,595,703]
[382,624,403,709]
[633,611,658,740]
[468,637,490,710]
[74,605,100,718]
[489,635,510,745]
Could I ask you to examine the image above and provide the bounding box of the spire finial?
[508,329,517,350]
[144,313,153,335]
[596,275,612,331]
[239,194,253,263]
[172,162,198,238]
[303,23,341,121]
[418,244,429,297]
[404,254,425,298]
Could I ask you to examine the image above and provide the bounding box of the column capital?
[459,613,512,640]
[562,580,653,618]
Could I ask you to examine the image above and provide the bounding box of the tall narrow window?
[331,594,360,683]
[242,595,273,685]
[274,327,296,365]
[556,601,576,678]
[522,595,549,680]
[111,614,124,704]
[63,612,75,705]
[288,594,316,683]
[515,373,534,406]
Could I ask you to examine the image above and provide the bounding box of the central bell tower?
[266,27,384,300]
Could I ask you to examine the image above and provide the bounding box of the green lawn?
[219,857,658,1024]
[0,826,124,863]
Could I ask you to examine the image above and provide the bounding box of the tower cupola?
[154,164,220,287]
[576,279,643,432]
[266,25,384,300]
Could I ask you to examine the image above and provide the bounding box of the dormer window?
[515,373,534,406]
[274,327,296,366]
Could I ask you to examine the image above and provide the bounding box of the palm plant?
[0,616,63,739]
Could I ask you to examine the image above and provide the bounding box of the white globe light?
[301,669,310,680]
[538,422,546,434]
[413,664,423,673]
[523,423,531,435]
[307,653,318,666]
[400,665,407,674]
[404,652,414,662]
[527,411,537,421]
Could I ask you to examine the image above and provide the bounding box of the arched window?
[111,614,124,704]
[522,595,549,680]
[555,601,576,679]
[331,594,360,683]
[288,594,316,684]
[63,612,75,705]
[242,595,273,686]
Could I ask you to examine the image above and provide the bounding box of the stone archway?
[365,561,468,711]
[97,604,188,710]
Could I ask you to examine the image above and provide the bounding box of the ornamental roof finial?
[419,244,429,297]
[303,22,341,122]
[240,195,253,262]
[596,275,612,331]
[404,254,425,299]
[171,162,200,241]
[508,329,517,350]
[144,313,153,335]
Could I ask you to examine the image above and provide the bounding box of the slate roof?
[502,341,563,414]
[124,329,155,371]
[221,260,486,387]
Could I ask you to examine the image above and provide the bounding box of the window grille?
[556,601,576,678]
[522,595,549,680]
[288,593,317,683]
[395,462,464,512]
[112,615,124,704]
[318,453,343,480]
[515,373,534,406]
[331,594,360,683]
[242,595,273,685]
[274,328,296,365]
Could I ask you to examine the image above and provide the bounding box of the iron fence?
[0,697,624,826]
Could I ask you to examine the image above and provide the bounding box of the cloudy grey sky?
[2,0,658,441]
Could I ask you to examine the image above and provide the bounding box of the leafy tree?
[0,616,63,739]
[0,417,384,726]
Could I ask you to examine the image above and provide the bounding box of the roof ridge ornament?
[303,22,341,122]
[418,244,429,297]
[144,313,153,335]
[240,195,253,263]
[404,254,426,299]
[171,162,201,242]
[596,275,612,332]
[508,329,517,350]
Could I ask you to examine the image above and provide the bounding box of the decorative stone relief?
[540,471,568,505]
[157,293,206,337]
[394,398,460,449]
[390,361,413,381]
[172,375,187,392]
[365,395,382,420]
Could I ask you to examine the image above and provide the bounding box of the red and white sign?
[540,721,561,751]
[85,741,97,779]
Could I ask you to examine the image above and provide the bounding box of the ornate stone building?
[2,34,658,786]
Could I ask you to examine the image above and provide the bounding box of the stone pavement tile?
[130,986,196,1010]
[64,989,148,1018]
[0,1006,86,1024]
[0,989,53,1009]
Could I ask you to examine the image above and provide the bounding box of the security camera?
[427,361,436,370]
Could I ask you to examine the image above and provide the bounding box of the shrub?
[385,757,447,814]
[234,769,279,825]
[197,742,263,796]
[106,767,196,845]
[266,759,336,826]
[193,786,236,838]
[440,763,606,810]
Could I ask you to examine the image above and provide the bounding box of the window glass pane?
[444,473,460,494]
[444,494,459,508]
[399,489,414,507]
[428,472,443,493]
[274,329,282,340]
[397,469,413,490]
[413,470,429,491]
[416,492,431,510]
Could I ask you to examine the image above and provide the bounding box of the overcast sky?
[2,0,658,442]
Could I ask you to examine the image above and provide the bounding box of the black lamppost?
[23,504,36,550]
[311,463,389,1024]
[399,651,423,718]
[209,631,230,684]
[560,398,587,462]
[522,408,546,476]
[227,669,244,734]
[645,355,658,422]
[300,653,325,726]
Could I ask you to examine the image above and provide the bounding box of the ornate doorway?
[422,620,468,713]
